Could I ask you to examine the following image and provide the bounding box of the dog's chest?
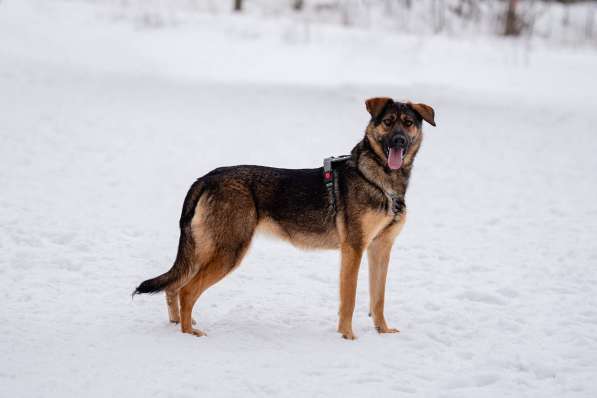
[360,208,396,244]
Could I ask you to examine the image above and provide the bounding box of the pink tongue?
[388,148,403,170]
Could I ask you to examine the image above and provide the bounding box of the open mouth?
[387,147,405,170]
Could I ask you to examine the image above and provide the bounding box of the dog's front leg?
[337,243,364,340]
[367,216,406,334]
[367,237,399,334]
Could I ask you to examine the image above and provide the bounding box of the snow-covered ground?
[1,1,597,397]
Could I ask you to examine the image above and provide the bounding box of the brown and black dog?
[134,97,436,339]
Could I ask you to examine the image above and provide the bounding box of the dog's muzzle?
[391,134,409,149]
[386,134,409,170]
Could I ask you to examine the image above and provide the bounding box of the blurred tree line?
[231,0,596,40]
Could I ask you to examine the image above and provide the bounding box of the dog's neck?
[350,137,419,197]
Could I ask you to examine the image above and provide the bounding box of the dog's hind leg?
[178,184,257,336]
[165,290,197,325]
[165,290,181,323]
[179,242,252,336]
[179,260,229,336]
[179,214,256,336]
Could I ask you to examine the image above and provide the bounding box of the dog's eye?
[382,119,393,127]
[403,120,413,127]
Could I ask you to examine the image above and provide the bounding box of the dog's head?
[364,97,435,170]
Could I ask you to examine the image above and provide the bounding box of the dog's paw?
[183,328,207,337]
[375,325,400,334]
[170,317,197,325]
[338,329,357,340]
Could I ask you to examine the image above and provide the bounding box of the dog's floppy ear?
[365,97,393,119]
[409,102,436,126]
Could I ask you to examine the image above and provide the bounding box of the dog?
[134,97,436,339]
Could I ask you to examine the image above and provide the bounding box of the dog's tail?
[133,267,179,295]
[133,179,206,297]
[132,228,197,296]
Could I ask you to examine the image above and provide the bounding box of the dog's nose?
[392,135,408,148]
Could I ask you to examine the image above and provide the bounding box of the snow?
[1,0,597,397]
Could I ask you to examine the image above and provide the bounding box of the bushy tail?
[133,267,179,295]
[133,230,196,297]
[133,178,206,298]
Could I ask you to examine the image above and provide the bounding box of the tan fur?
[365,97,392,118]
[178,186,258,336]
[179,242,252,336]
[337,243,364,340]
[408,102,436,126]
[367,214,406,333]
[190,195,216,260]
[256,217,340,250]
[336,211,404,339]
[165,290,180,323]
[357,153,397,194]
[165,291,196,325]
[367,135,387,162]
[360,210,394,246]
[161,195,217,295]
